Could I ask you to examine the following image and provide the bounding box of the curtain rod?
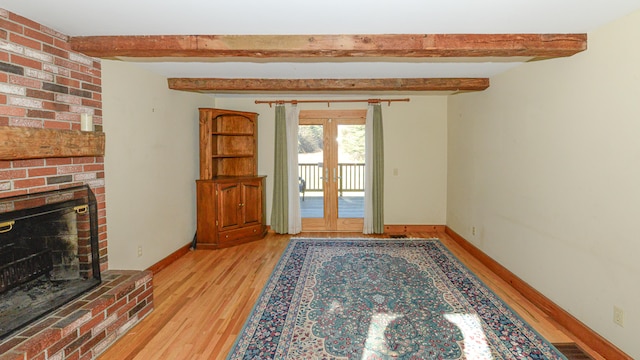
[254,98,410,108]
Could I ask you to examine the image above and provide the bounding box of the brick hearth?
[0,270,153,360]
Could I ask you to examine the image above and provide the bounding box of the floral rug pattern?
[228,238,566,359]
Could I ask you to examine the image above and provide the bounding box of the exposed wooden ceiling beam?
[167,78,490,92]
[70,34,586,59]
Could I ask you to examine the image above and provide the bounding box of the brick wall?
[0,8,107,270]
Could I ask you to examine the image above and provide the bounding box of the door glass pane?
[298,124,323,218]
[337,124,365,218]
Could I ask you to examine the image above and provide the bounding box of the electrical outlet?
[613,306,624,327]
[472,226,476,236]
[137,245,143,258]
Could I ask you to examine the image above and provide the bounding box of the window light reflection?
[359,312,492,359]
[362,313,403,359]
[444,313,493,359]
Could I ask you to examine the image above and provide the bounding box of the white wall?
[215,95,448,226]
[447,11,640,358]
[101,77,447,271]
[102,60,214,270]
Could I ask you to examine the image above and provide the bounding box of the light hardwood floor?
[99,231,602,359]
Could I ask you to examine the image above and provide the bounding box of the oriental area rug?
[227,238,567,359]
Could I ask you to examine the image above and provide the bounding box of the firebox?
[0,185,101,339]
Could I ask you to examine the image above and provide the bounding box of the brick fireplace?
[0,8,153,359]
[0,186,102,339]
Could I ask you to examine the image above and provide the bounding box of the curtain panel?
[364,104,384,234]
[270,105,288,233]
[270,104,302,234]
[286,105,301,234]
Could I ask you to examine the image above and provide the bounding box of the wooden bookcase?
[196,108,266,249]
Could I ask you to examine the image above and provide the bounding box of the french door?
[298,110,366,231]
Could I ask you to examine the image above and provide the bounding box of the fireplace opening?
[0,185,101,339]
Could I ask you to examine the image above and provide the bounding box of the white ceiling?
[2,0,640,83]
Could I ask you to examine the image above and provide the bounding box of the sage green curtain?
[286,105,302,234]
[270,105,288,233]
[371,104,384,233]
[364,103,384,234]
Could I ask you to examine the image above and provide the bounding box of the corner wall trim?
[147,241,192,275]
[444,226,632,360]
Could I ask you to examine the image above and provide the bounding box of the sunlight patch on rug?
[227,238,566,359]
[444,313,492,359]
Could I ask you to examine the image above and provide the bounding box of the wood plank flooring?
[99,231,604,359]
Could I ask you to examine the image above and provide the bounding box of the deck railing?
[298,163,365,196]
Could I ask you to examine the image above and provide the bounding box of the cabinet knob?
[239,203,244,207]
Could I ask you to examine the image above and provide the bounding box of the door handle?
[333,168,341,182]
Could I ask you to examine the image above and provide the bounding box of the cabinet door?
[241,180,263,226]
[217,182,241,231]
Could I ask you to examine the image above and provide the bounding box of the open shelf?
[199,108,258,179]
